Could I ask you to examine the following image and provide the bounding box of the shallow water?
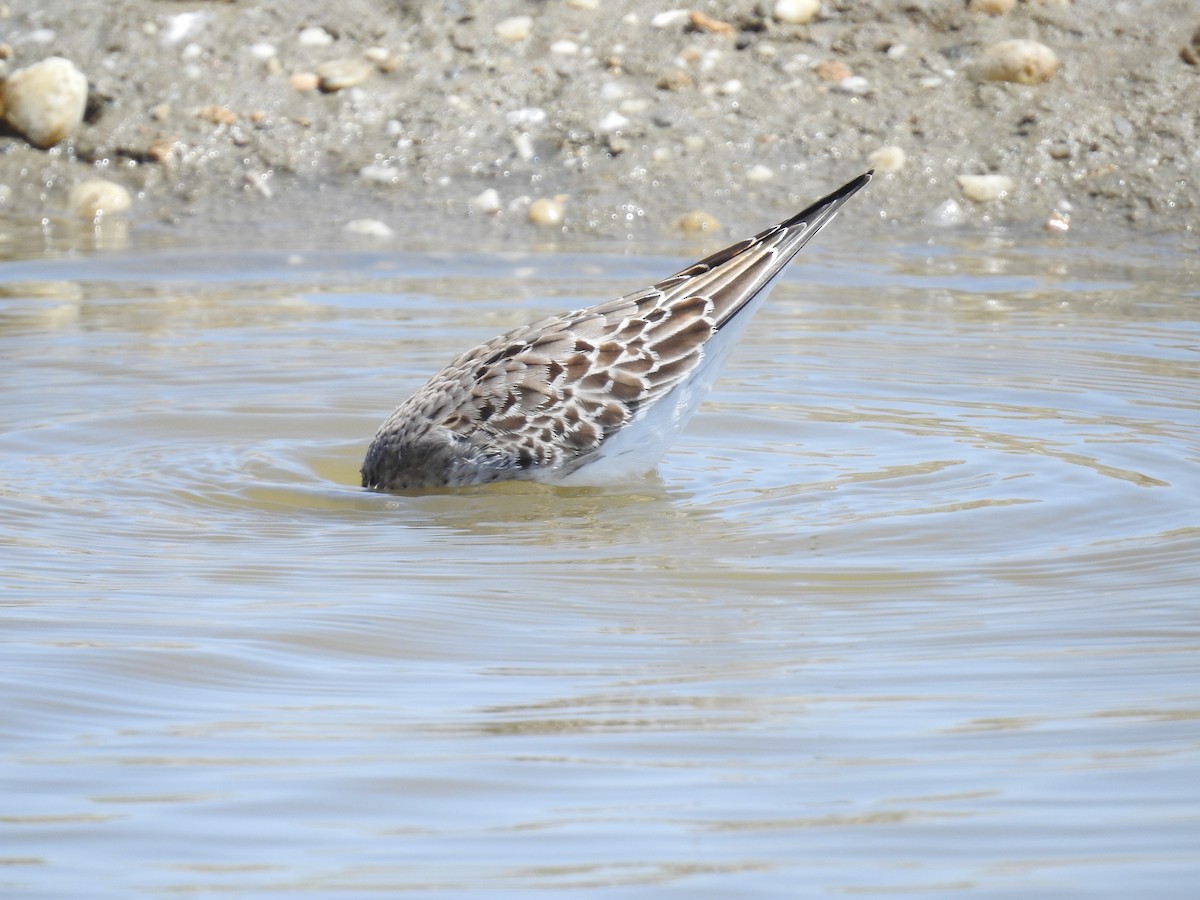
[2,226,1198,898]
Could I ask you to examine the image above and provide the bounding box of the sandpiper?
[362,171,871,490]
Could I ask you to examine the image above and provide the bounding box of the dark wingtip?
[778,170,872,230]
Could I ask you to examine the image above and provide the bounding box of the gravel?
[1,0,1197,250]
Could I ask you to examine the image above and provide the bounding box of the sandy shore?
[1,0,1197,250]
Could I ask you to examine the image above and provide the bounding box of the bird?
[362,171,871,491]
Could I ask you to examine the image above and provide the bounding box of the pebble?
[289,72,319,92]
[566,0,599,9]
[688,11,736,37]
[868,145,907,173]
[528,197,566,226]
[197,104,236,125]
[495,16,533,42]
[551,40,579,55]
[597,110,630,133]
[834,75,871,95]
[343,219,394,238]
[1045,209,1071,233]
[656,68,693,91]
[957,174,1015,202]
[814,59,852,82]
[297,26,334,48]
[651,10,691,29]
[746,164,775,183]
[968,0,1015,12]
[316,58,374,92]
[773,0,820,25]
[470,188,502,215]
[1,56,88,149]
[676,210,720,235]
[69,179,132,219]
[971,39,1060,85]
[0,184,11,204]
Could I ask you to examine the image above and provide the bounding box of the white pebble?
[834,75,871,95]
[495,16,533,41]
[651,9,691,28]
[720,79,743,95]
[470,188,502,215]
[868,145,906,173]
[565,0,599,8]
[957,174,1015,202]
[506,107,547,127]
[69,179,132,219]
[529,197,566,226]
[597,110,630,133]
[343,219,394,238]
[2,56,89,149]
[27,28,57,44]
[970,39,1059,85]
[359,164,401,185]
[162,13,202,45]
[746,164,775,183]
[316,58,374,92]
[249,43,277,60]
[297,26,334,48]
[773,0,820,25]
[551,40,579,55]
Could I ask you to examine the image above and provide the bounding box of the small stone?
[506,107,547,127]
[0,184,12,204]
[597,110,630,133]
[470,188,502,215]
[297,26,334,48]
[970,39,1059,85]
[651,10,691,29]
[773,0,820,25]
[343,219,394,238]
[495,16,533,41]
[566,0,599,8]
[688,11,736,37]
[551,39,579,55]
[720,79,743,95]
[147,138,178,164]
[289,72,319,92]
[1048,142,1071,160]
[1,56,88,149]
[656,68,693,91]
[676,210,719,235]
[529,197,566,226]
[1182,27,1200,66]
[316,58,374,92]
[868,145,906,173]
[968,0,1016,13]
[957,174,1015,202]
[69,179,132,219]
[746,164,775,183]
[834,75,871,95]
[814,59,852,82]
[149,103,171,121]
[196,104,236,126]
[359,164,401,185]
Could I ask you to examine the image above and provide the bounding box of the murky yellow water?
[2,227,1198,896]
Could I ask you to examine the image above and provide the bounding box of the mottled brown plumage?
[362,172,871,490]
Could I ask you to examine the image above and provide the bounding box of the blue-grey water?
[1,225,1198,898]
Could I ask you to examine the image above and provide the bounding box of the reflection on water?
[1,228,1198,897]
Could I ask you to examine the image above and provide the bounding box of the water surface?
[2,227,1198,898]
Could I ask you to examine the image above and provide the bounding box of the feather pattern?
[362,171,871,490]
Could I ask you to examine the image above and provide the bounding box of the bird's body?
[362,172,871,491]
